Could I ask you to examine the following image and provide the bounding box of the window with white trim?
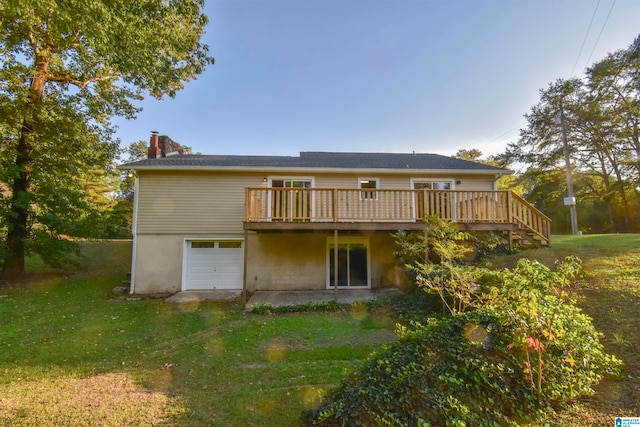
[412,180,452,190]
[269,177,314,220]
[412,180,455,220]
[359,178,379,200]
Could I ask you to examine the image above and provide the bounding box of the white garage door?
[185,240,244,290]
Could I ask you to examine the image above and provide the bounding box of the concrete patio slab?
[166,288,398,311]
[166,290,242,303]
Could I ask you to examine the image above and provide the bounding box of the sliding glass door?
[327,238,369,288]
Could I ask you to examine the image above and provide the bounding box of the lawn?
[0,241,397,426]
[0,235,639,426]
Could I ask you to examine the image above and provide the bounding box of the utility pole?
[558,99,580,235]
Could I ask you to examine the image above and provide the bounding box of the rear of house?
[120,134,549,296]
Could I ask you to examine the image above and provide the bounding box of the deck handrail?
[508,191,552,242]
[245,188,550,243]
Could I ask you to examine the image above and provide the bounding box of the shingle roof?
[119,151,508,173]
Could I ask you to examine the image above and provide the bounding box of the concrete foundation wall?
[369,233,409,288]
[132,235,184,294]
[246,233,326,291]
[245,231,408,292]
[132,232,410,294]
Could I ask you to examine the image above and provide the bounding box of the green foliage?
[305,258,621,425]
[394,216,491,316]
[501,35,640,233]
[382,286,443,322]
[26,230,81,269]
[251,301,342,315]
[0,0,214,276]
[304,309,530,427]
[251,298,403,316]
[307,221,623,426]
[0,238,638,426]
[488,257,622,406]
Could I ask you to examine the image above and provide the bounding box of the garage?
[184,240,244,290]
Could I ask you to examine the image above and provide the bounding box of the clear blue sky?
[113,0,640,158]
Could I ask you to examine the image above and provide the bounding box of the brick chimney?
[148,131,161,159]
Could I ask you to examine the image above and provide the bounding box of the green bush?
[27,230,82,269]
[303,309,531,427]
[251,301,342,315]
[486,257,622,406]
[302,256,622,427]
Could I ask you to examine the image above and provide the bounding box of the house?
[118,133,550,296]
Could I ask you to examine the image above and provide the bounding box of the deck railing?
[245,188,550,242]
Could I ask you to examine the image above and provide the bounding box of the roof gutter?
[116,164,513,176]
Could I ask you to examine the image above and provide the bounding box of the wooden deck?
[244,188,551,246]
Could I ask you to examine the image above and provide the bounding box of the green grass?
[0,241,397,426]
[551,233,640,251]
[1,236,639,426]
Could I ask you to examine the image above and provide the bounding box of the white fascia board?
[117,165,512,176]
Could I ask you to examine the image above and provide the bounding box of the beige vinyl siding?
[454,175,496,191]
[315,174,412,189]
[136,171,263,234]
[136,170,497,235]
[315,173,496,190]
[314,174,360,188]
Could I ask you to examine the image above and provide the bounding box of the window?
[191,241,215,249]
[271,179,312,189]
[218,241,242,249]
[270,178,313,220]
[191,241,242,249]
[413,180,452,190]
[412,180,455,220]
[359,178,378,200]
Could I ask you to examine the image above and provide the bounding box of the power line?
[483,125,522,145]
[583,0,617,70]
[473,123,524,154]
[570,0,601,77]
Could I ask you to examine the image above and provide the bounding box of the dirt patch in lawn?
[0,372,178,427]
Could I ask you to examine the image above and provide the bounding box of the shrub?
[303,309,530,427]
[27,230,82,269]
[487,256,622,406]
[302,254,622,427]
[395,216,492,316]
[250,301,342,315]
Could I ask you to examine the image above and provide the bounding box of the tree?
[453,148,524,194]
[453,148,483,162]
[588,35,640,185]
[502,35,640,233]
[0,0,213,280]
[118,140,149,203]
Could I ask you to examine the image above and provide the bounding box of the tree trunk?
[595,156,618,233]
[603,196,617,233]
[1,124,34,280]
[1,67,46,281]
[609,162,632,232]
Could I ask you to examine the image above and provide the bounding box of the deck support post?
[333,228,339,303]
[242,229,249,307]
